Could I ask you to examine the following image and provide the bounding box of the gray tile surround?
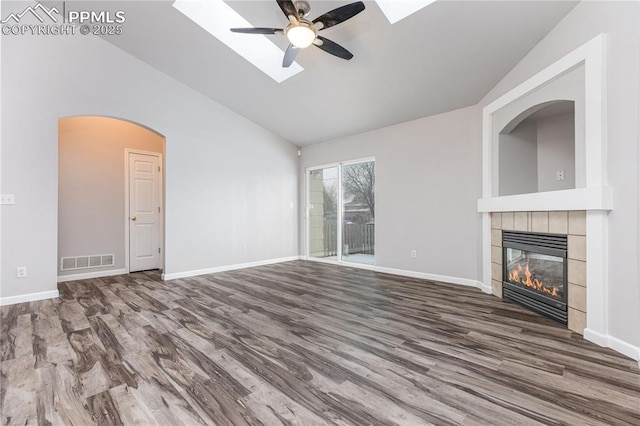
[491,211,587,334]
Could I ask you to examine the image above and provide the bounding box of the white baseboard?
[607,336,640,362]
[374,265,484,290]
[478,281,493,294]
[583,328,607,347]
[584,328,640,361]
[57,268,128,283]
[162,256,302,280]
[0,290,59,306]
[302,257,485,290]
[343,261,377,271]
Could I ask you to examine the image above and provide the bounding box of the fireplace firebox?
[502,231,568,324]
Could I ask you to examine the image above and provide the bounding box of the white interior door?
[129,152,161,272]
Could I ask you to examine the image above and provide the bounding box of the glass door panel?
[341,161,375,265]
[308,167,338,260]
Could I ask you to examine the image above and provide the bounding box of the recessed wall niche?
[492,65,585,197]
[499,101,575,196]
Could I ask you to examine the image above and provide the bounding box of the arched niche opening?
[498,100,576,196]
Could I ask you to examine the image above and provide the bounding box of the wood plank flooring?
[1,260,639,425]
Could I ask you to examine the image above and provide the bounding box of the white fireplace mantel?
[478,34,639,361]
[478,186,613,213]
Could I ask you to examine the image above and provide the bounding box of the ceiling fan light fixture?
[225,0,365,68]
[286,22,316,48]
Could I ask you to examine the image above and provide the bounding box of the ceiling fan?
[230,0,365,67]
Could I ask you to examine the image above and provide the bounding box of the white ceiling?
[97,0,577,145]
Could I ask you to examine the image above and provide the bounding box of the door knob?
[131,216,137,221]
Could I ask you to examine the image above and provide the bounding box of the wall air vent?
[61,257,76,270]
[76,256,89,268]
[60,254,115,271]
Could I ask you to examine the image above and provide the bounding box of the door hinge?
[158,166,160,172]
[158,206,160,213]
[158,247,161,253]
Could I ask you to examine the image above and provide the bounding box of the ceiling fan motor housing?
[295,1,312,17]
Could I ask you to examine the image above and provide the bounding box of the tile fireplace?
[490,211,587,334]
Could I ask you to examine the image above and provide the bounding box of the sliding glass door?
[308,167,338,260]
[307,159,375,265]
[341,161,375,265]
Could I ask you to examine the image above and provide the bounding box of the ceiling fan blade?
[230,27,282,35]
[313,1,365,30]
[277,0,299,20]
[283,44,299,67]
[314,36,353,60]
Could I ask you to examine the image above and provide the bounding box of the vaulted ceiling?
[99,0,578,145]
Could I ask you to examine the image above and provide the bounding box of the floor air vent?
[60,254,115,271]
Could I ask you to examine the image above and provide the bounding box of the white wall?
[537,113,575,192]
[498,121,538,196]
[482,1,640,349]
[300,106,483,283]
[58,117,164,277]
[1,32,298,301]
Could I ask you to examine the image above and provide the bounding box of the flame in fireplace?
[507,261,559,297]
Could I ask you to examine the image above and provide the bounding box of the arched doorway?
[58,116,166,281]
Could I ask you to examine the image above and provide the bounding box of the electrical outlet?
[16,267,27,278]
[556,170,565,181]
[410,250,417,258]
[241,246,248,255]
[0,194,15,205]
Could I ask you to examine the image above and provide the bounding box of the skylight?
[172,0,303,83]
[375,0,436,24]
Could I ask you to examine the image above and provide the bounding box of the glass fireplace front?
[505,248,565,300]
[502,231,568,324]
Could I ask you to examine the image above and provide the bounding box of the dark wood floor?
[1,260,639,425]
